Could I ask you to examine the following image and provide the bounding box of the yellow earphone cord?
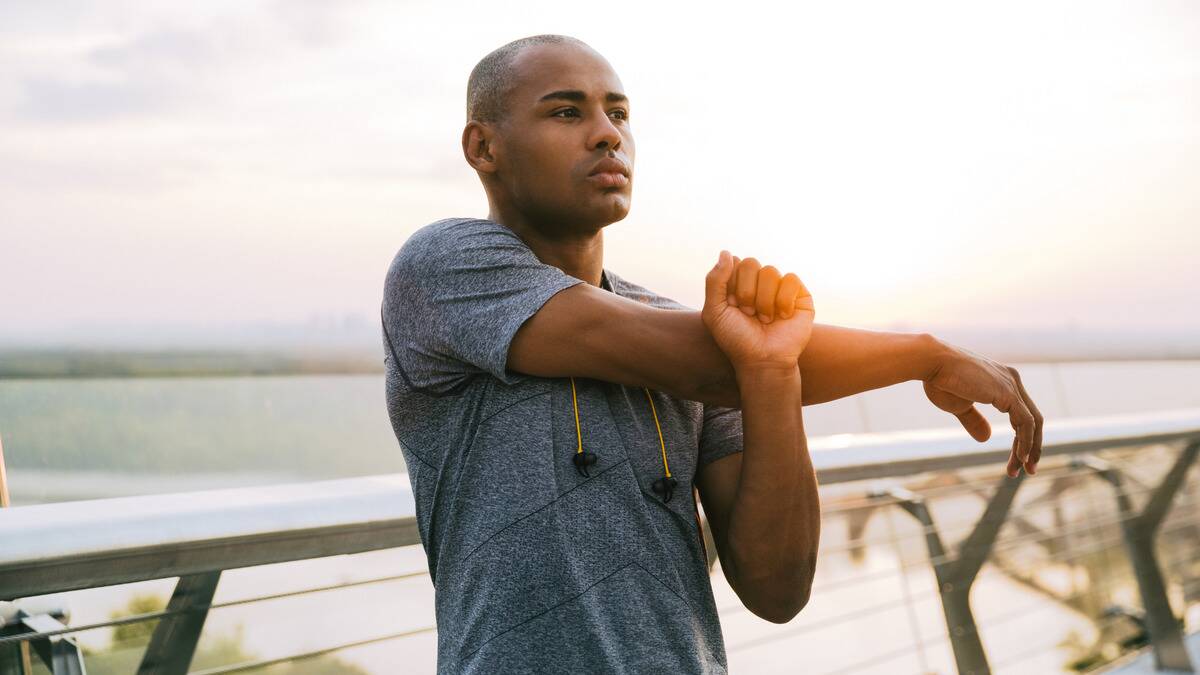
[569,376,671,479]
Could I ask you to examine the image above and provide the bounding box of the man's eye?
[553,108,579,118]
[611,110,629,120]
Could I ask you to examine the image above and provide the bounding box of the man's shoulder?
[605,270,694,312]
[386,217,523,280]
[396,217,510,256]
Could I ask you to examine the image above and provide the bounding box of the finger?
[705,250,735,310]
[1006,448,1022,478]
[989,383,1035,468]
[735,257,761,316]
[792,276,815,316]
[933,367,1034,463]
[727,255,741,306]
[1010,368,1044,475]
[956,405,992,442]
[755,265,782,322]
[925,379,993,441]
[1005,393,1036,470]
[777,273,802,319]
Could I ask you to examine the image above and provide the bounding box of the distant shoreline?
[1,348,1199,380]
[0,349,385,379]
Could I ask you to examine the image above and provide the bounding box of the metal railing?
[1,408,1198,674]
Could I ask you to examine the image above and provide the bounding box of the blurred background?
[1,1,1198,673]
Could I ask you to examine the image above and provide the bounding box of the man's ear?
[462,121,498,174]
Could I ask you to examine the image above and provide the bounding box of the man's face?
[492,44,635,230]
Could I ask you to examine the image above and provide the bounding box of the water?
[1,362,1198,505]
[0,374,403,504]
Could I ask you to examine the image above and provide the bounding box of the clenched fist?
[701,250,815,371]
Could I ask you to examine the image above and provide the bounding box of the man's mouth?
[587,172,629,188]
[587,156,631,188]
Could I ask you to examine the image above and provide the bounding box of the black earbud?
[652,476,678,503]
[573,451,598,477]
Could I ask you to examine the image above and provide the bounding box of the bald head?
[466,34,593,125]
[461,34,633,232]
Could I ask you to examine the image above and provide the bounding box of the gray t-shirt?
[382,217,744,674]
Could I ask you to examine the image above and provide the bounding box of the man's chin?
[595,193,631,224]
[548,194,631,229]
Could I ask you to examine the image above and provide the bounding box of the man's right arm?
[508,264,1044,475]
[507,282,938,409]
[508,282,742,405]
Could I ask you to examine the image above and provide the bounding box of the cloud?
[8,5,359,125]
[89,28,219,71]
[16,77,175,122]
[12,27,221,123]
[269,0,369,48]
[0,150,209,191]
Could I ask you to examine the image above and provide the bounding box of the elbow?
[739,569,815,624]
[749,584,811,624]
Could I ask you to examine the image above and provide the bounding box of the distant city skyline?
[2,1,1198,348]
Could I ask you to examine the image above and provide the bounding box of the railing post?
[0,640,24,675]
[1070,440,1200,673]
[0,434,32,675]
[0,602,87,675]
[871,470,1027,675]
[49,639,87,675]
[21,614,87,675]
[137,571,221,675]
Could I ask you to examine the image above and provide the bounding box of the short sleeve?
[381,218,586,395]
[698,403,743,467]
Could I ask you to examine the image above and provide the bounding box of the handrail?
[1,408,1197,601]
[0,474,418,599]
[809,407,1200,483]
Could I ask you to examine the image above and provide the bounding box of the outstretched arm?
[695,322,952,406]
[509,268,1043,477]
[509,288,939,409]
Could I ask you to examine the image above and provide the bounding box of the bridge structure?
[1,409,1198,674]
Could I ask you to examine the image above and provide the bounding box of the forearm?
[686,320,945,408]
[526,291,945,409]
[796,325,945,404]
[725,363,820,622]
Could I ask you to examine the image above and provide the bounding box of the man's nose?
[589,113,622,152]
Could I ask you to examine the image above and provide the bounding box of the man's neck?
[487,209,606,287]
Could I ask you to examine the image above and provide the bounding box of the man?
[381,34,1043,674]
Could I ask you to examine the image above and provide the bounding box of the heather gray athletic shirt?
[381,217,744,674]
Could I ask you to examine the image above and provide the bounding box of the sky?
[1,0,1198,347]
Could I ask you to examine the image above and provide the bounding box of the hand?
[702,250,815,370]
[922,341,1045,478]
